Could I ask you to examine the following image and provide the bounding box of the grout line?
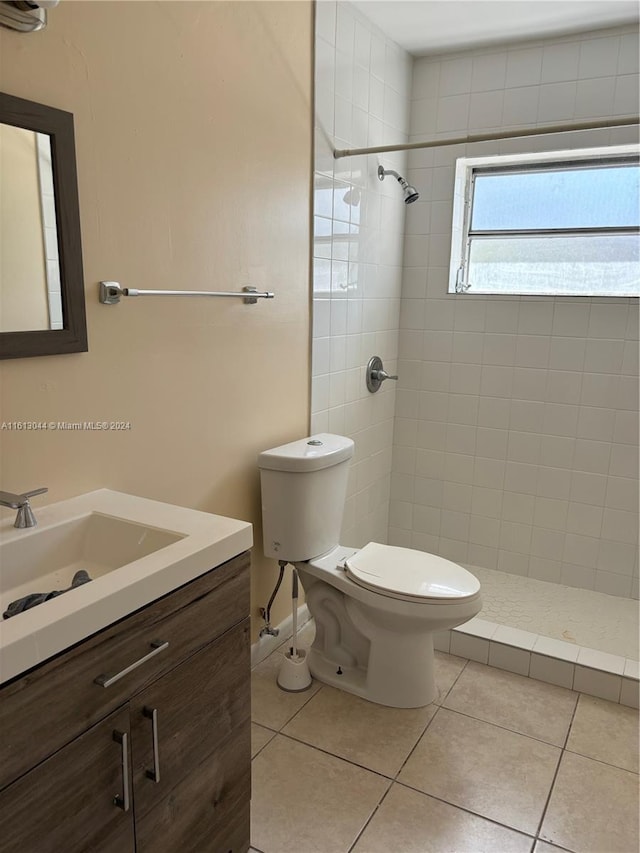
[250,723,278,761]
[252,721,279,734]
[434,704,570,750]
[563,746,640,776]
[393,777,538,844]
[532,691,581,842]
[439,655,470,704]
[256,681,325,735]
[561,692,582,750]
[274,729,398,781]
[394,704,443,779]
[533,751,566,845]
[393,658,471,777]
[346,779,395,853]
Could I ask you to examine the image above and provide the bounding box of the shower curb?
[435,618,639,708]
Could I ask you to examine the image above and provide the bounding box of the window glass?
[468,234,639,296]
[471,165,640,231]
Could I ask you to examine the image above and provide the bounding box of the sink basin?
[0,489,252,684]
[1,513,184,616]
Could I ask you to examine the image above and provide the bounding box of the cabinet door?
[131,619,250,853]
[0,550,249,793]
[0,708,134,853]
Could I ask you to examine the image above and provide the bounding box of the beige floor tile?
[533,842,569,852]
[251,723,276,758]
[541,751,640,853]
[352,783,534,853]
[251,735,389,853]
[398,708,560,835]
[251,650,322,730]
[443,661,577,745]
[432,650,468,705]
[566,694,639,773]
[282,685,437,777]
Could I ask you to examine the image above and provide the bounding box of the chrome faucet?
[0,488,48,528]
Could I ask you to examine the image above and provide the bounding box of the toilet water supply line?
[259,560,286,638]
[260,560,304,661]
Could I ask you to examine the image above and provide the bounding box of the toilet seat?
[345,542,480,603]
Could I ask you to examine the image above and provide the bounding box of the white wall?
[313,1,413,546]
[389,26,639,599]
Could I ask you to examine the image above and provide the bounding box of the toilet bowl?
[259,434,482,708]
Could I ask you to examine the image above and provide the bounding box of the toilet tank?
[258,433,354,562]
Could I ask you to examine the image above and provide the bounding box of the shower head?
[403,185,420,204]
[378,165,420,204]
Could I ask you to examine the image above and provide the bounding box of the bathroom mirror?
[0,92,87,359]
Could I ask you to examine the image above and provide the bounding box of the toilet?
[258,433,482,708]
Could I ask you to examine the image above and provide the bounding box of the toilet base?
[297,547,481,708]
[307,633,437,708]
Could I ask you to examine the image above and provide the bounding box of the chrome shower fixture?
[378,165,420,204]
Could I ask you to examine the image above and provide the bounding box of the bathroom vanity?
[0,490,253,853]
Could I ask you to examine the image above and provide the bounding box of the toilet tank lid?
[258,434,355,472]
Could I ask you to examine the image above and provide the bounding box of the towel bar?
[99,281,274,305]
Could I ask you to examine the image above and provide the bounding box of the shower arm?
[334,116,640,159]
[379,166,409,186]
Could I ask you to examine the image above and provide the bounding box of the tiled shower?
[312,3,639,612]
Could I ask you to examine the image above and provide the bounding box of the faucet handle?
[0,487,48,507]
[0,488,48,528]
[21,487,48,502]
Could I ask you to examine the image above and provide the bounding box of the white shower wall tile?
[312,2,412,549]
[316,14,638,602]
[388,25,639,599]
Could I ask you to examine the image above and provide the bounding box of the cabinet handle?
[94,640,169,688]
[112,730,130,812]
[143,706,161,783]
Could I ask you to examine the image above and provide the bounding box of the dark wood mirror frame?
[0,92,87,359]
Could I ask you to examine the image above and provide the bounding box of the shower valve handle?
[366,356,398,393]
[373,369,398,382]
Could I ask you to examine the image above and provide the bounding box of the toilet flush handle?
[366,356,398,393]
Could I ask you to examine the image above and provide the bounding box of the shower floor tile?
[469,565,639,660]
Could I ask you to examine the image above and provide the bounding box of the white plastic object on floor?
[277,648,312,692]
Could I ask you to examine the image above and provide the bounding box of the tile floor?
[250,622,639,853]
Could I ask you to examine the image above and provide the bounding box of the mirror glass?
[0,92,87,360]
[0,123,63,332]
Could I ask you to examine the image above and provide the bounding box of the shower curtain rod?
[333,116,640,159]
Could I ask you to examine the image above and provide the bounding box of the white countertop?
[0,489,253,685]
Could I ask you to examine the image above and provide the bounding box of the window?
[448,145,640,297]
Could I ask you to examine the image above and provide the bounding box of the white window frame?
[448,144,640,298]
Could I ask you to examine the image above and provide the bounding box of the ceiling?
[350,1,640,56]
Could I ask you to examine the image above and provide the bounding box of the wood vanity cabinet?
[0,550,251,853]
